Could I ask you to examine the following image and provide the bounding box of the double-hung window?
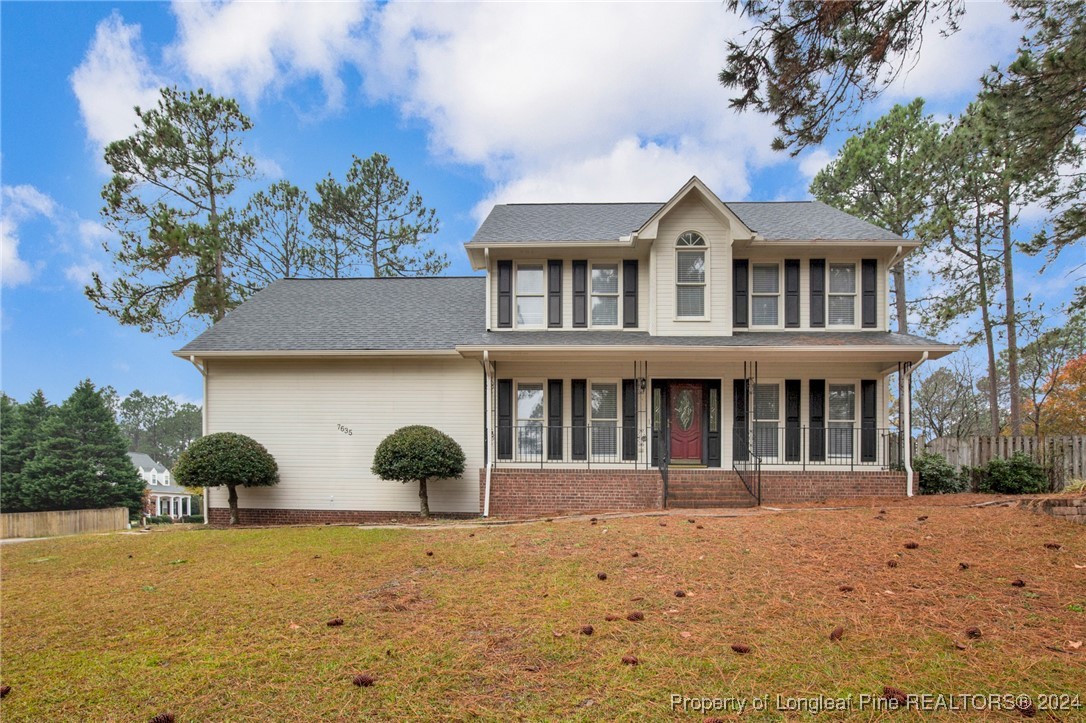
[828,383,856,457]
[751,264,780,326]
[676,231,706,318]
[590,264,619,326]
[590,382,618,458]
[515,265,545,328]
[516,383,545,458]
[828,264,857,326]
[753,383,780,458]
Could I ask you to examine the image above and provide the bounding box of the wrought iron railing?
[732,426,902,470]
[733,446,761,505]
[496,424,641,467]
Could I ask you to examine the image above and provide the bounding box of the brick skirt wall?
[759,471,911,503]
[481,469,665,517]
[207,507,477,525]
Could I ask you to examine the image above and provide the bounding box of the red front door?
[669,383,703,464]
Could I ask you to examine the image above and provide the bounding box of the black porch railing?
[496,424,642,467]
[733,426,902,470]
[733,447,761,505]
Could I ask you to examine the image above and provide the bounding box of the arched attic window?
[676,231,707,318]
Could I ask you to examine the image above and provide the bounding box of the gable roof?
[128,452,167,473]
[178,277,487,353]
[469,199,902,244]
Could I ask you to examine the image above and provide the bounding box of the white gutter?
[888,244,907,269]
[481,350,495,518]
[187,356,211,524]
[902,351,929,496]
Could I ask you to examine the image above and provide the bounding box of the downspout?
[902,351,929,496]
[187,356,210,524]
[480,350,495,517]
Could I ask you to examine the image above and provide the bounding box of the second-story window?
[828,263,856,326]
[591,264,619,326]
[676,231,707,318]
[751,264,780,326]
[516,264,545,328]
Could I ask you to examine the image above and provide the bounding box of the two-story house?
[176,177,955,523]
[128,452,196,519]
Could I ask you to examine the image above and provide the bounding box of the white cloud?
[1,185,56,287]
[798,148,834,182]
[885,1,1019,102]
[364,2,779,207]
[70,12,165,150]
[167,1,369,107]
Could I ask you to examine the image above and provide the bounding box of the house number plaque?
[337,424,353,436]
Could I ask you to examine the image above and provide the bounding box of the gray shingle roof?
[128,452,167,473]
[177,277,953,353]
[469,200,902,244]
[179,277,487,353]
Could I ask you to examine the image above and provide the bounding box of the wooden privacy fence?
[1,507,129,539]
[924,435,1086,488]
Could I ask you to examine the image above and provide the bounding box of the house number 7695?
[337,424,353,436]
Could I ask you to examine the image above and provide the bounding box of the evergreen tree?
[21,381,144,514]
[1,390,54,512]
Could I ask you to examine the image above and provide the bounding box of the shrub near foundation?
[173,432,279,525]
[915,452,964,494]
[372,425,465,518]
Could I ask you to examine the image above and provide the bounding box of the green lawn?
[1,504,1083,721]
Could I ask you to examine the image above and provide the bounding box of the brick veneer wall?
[481,468,665,516]
[207,507,477,525]
[759,471,911,503]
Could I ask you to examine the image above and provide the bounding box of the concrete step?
[668,498,758,508]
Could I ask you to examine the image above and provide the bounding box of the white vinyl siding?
[204,358,483,513]
[751,264,780,326]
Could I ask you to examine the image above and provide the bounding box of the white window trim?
[751,379,782,460]
[514,261,546,330]
[826,379,859,458]
[674,230,710,322]
[826,261,860,329]
[750,262,782,329]
[514,379,547,458]
[589,378,622,459]
[588,262,621,329]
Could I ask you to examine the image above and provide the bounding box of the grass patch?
[1,506,1084,720]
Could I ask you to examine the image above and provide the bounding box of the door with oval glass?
[669,383,703,464]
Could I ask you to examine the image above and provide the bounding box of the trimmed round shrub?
[915,452,963,494]
[977,452,1047,495]
[174,432,278,524]
[372,425,465,518]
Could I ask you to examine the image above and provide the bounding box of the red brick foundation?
[480,467,913,515]
[207,507,477,525]
[481,468,665,516]
[759,471,912,503]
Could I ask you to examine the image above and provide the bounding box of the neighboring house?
[176,177,956,523]
[127,452,195,519]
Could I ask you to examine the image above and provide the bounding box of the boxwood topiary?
[371,425,465,518]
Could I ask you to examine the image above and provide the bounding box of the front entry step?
[665,470,758,508]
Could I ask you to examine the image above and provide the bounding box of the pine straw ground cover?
[1,505,1083,721]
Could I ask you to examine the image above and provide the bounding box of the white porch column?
[155,496,161,515]
[185,497,191,516]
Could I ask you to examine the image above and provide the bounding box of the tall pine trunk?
[892,262,908,333]
[1001,187,1022,434]
[973,219,1001,435]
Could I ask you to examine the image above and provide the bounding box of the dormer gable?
[632,176,754,244]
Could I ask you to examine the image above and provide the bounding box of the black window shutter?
[784,260,800,328]
[809,379,825,462]
[785,379,801,461]
[623,259,638,328]
[497,260,512,329]
[861,259,877,328]
[622,379,637,460]
[497,379,513,459]
[547,260,562,328]
[571,379,587,460]
[572,260,587,328]
[733,379,748,461]
[547,379,563,460]
[809,259,826,328]
[861,379,877,462]
[733,260,749,328]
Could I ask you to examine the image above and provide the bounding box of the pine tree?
[21,381,144,514]
[1,390,54,512]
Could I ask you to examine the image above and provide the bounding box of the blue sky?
[0,1,1072,407]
